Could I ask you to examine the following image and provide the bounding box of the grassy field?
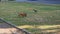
[0,2,60,34]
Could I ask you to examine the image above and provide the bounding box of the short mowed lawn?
[0,2,60,34]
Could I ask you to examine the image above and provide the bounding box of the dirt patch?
[0,23,25,34]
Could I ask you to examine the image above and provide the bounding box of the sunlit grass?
[18,25,60,29]
[18,25,60,34]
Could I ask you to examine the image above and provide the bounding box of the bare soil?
[0,23,25,34]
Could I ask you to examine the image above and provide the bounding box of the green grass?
[0,2,60,34]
